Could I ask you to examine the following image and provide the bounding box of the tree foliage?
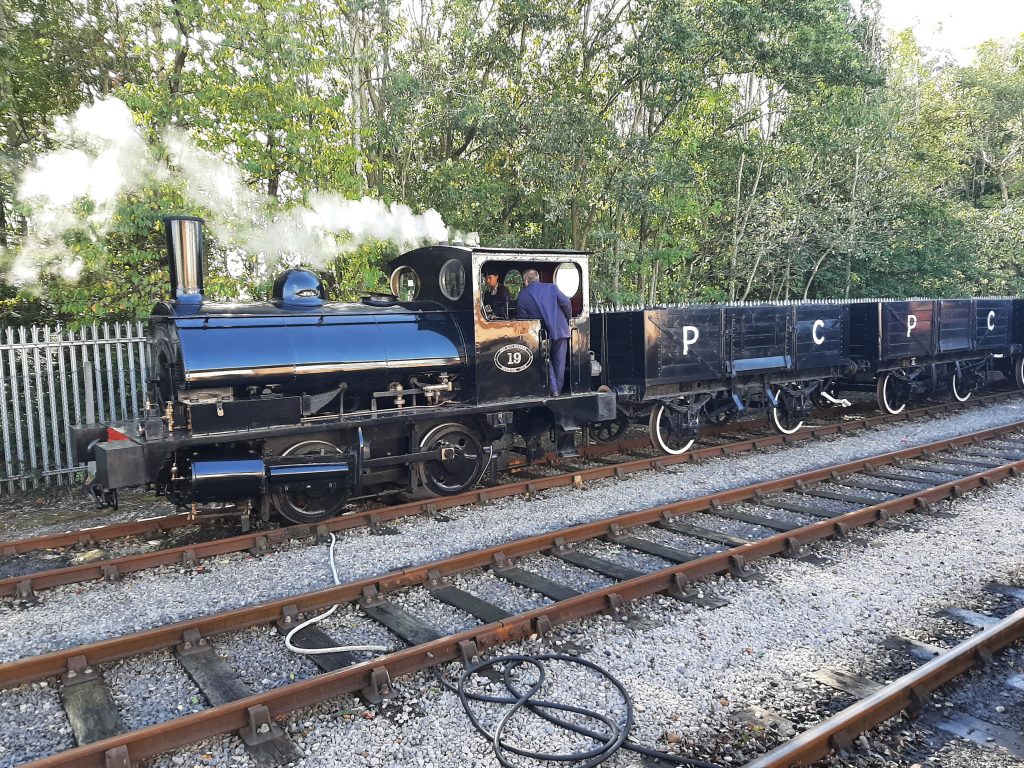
[1,0,1023,325]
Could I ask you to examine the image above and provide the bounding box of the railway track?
[1,390,1020,600]
[741,600,1024,767]
[6,418,1024,768]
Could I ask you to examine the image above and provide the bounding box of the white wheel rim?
[881,375,906,415]
[1018,357,1024,388]
[770,388,803,434]
[951,372,970,402]
[652,404,695,455]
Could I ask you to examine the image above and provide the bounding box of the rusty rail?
[741,605,1024,767]
[0,394,983,559]
[2,391,1019,599]
[0,411,756,556]
[9,420,1024,767]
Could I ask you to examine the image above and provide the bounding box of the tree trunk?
[570,198,579,249]
[729,152,764,301]
[168,1,190,96]
[804,249,832,299]
[0,187,7,248]
[648,259,659,305]
[739,251,762,301]
[611,209,622,298]
[349,11,366,189]
[844,146,862,300]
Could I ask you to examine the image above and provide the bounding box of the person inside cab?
[482,270,511,319]
[515,268,571,397]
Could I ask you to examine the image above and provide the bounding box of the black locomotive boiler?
[74,217,614,524]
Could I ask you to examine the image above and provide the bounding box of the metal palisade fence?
[0,321,150,492]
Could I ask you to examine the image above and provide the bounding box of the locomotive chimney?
[162,215,205,305]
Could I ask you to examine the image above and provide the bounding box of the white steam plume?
[13,98,163,283]
[10,97,448,285]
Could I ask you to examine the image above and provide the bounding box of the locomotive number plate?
[495,343,534,373]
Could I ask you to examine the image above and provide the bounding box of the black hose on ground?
[434,653,723,768]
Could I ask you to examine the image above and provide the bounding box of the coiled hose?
[436,654,723,768]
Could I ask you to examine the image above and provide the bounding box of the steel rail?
[0,393,979,558]
[0,427,655,557]
[0,513,195,558]
[5,419,1024,692]
[741,605,1024,767]
[3,418,1021,683]
[14,425,1024,768]
[2,391,1018,599]
[0,409,771,556]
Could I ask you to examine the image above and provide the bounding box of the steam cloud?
[9,97,448,285]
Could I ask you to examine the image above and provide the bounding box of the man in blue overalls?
[515,268,572,396]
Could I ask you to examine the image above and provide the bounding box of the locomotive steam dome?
[272,268,325,307]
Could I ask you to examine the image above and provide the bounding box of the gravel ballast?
[2,400,1023,664]
[1,400,1024,767]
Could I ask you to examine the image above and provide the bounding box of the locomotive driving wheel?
[649,401,697,455]
[417,423,486,496]
[270,440,351,524]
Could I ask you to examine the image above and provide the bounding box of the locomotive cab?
[388,245,614,458]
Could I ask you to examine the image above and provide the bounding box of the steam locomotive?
[74,215,1023,524]
[74,216,615,524]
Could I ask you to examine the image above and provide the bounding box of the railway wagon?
[74,217,614,524]
[591,301,854,453]
[843,298,1016,414]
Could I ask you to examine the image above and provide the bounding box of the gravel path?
[1,400,1024,767]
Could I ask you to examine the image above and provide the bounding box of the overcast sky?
[881,0,1024,63]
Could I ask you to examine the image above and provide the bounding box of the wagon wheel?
[417,423,486,496]
[809,379,841,409]
[589,408,630,444]
[769,385,804,435]
[876,373,909,415]
[1015,356,1024,389]
[270,440,351,524]
[649,402,697,455]
[950,367,972,403]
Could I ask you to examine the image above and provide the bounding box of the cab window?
[504,269,523,298]
[555,263,581,299]
[480,264,522,321]
[439,259,465,300]
[390,266,420,301]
